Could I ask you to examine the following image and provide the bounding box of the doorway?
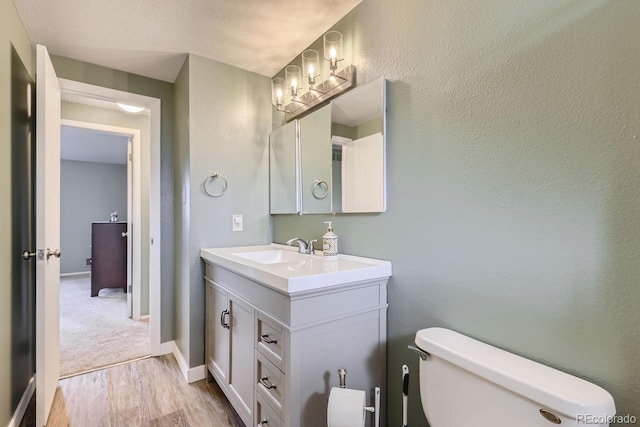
[58,78,163,357]
[58,122,149,377]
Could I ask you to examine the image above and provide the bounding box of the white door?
[35,44,61,427]
[127,138,133,317]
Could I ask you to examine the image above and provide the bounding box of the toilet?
[413,328,616,426]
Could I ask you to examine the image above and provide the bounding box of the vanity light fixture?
[271,77,286,111]
[271,29,355,121]
[302,49,322,91]
[285,65,302,101]
[323,31,344,77]
[116,102,145,113]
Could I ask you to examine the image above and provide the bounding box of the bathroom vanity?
[201,244,391,427]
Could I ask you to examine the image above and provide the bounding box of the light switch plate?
[232,214,243,232]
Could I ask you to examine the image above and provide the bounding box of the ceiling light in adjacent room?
[116,103,145,113]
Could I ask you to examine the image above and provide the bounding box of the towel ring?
[311,179,328,199]
[203,172,228,197]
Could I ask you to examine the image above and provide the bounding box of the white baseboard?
[60,271,91,277]
[8,376,35,427]
[159,340,174,355]
[172,341,206,384]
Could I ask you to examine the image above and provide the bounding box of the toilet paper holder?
[334,368,381,427]
[366,387,381,427]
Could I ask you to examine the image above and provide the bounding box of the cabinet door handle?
[260,376,277,389]
[257,419,269,427]
[260,334,277,344]
[220,309,230,329]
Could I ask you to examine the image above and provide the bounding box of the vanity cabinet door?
[227,293,255,426]
[206,280,255,426]
[206,280,229,385]
[300,104,332,214]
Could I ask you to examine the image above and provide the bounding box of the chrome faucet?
[286,238,317,255]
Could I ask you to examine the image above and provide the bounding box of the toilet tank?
[414,328,615,427]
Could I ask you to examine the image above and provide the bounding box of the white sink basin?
[201,244,392,295]
[232,249,302,264]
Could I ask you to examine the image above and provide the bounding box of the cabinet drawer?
[256,351,284,417]
[256,390,284,427]
[257,312,285,371]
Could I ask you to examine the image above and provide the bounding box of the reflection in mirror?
[330,78,386,213]
[301,104,332,214]
[269,120,299,214]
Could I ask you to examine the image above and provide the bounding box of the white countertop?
[200,244,392,295]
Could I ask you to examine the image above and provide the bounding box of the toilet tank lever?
[408,345,431,361]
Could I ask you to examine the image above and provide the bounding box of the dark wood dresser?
[91,221,127,297]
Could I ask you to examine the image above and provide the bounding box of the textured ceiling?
[13,0,361,82]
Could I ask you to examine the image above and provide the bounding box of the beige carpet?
[59,274,149,377]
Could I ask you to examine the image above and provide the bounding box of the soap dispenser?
[323,221,338,259]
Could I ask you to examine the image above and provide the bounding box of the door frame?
[60,119,142,319]
[59,78,162,355]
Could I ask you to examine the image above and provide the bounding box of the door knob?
[122,231,128,238]
[22,249,44,261]
[46,248,61,260]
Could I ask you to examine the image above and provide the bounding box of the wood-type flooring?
[35,354,243,426]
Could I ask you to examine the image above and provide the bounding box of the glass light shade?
[302,49,321,88]
[271,77,285,107]
[285,65,302,99]
[323,31,343,74]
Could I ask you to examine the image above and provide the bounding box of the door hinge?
[128,153,133,162]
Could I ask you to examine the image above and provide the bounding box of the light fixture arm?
[325,57,344,74]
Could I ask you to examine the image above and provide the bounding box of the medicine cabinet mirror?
[269,77,387,215]
[330,77,386,213]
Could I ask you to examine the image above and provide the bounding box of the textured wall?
[173,58,191,363]
[174,54,272,367]
[272,0,640,425]
[0,0,33,423]
[60,160,127,274]
[52,57,175,341]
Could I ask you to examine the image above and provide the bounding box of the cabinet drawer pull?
[257,419,269,427]
[261,334,277,344]
[260,376,277,389]
[220,309,230,329]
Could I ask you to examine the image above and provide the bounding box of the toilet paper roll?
[327,387,366,427]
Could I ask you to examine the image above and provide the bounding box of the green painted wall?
[272,0,640,425]
[173,57,191,363]
[0,0,32,423]
[51,56,175,342]
[173,54,271,367]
